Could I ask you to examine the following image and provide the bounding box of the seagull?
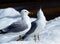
[24,8,47,42]
[0,9,32,42]
[4,9,32,40]
[24,9,60,43]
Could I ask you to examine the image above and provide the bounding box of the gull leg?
[19,35,23,40]
[38,34,40,41]
[34,34,36,42]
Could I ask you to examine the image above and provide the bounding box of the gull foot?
[37,34,40,41]
[19,35,23,40]
[34,34,36,42]
[34,34,40,42]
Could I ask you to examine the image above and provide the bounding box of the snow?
[30,18,36,22]
[0,41,39,44]
[0,8,20,18]
[40,17,60,44]
[0,8,21,30]
[0,8,60,44]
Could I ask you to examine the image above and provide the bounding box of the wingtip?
[38,8,43,14]
[40,8,43,12]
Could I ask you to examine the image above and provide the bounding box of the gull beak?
[29,12,33,15]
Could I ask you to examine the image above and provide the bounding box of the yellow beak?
[29,12,33,15]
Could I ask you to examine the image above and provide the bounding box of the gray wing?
[23,21,37,39]
[5,20,28,32]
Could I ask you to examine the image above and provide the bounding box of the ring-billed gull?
[24,8,47,42]
[24,9,60,44]
[4,9,32,40]
[0,9,32,42]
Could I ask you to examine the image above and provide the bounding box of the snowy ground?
[0,8,60,44]
[0,17,60,44]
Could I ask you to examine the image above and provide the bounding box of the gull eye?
[25,11,26,12]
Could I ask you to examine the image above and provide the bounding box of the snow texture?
[0,8,60,44]
[0,8,21,30]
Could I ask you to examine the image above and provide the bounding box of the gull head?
[20,9,30,16]
[37,8,46,20]
[37,9,43,17]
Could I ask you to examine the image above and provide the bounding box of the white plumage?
[34,8,47,34]
[0,9,31,42]
[24,9,60,44]
[24,8,47,41]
